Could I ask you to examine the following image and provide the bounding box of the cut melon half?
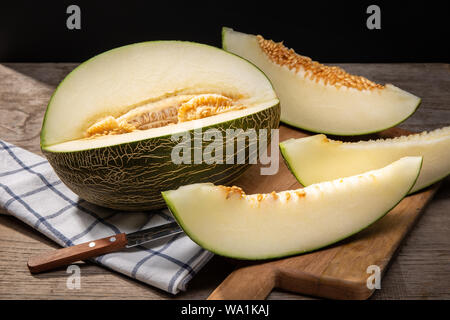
[40,41,280,210]
[280,126,450,194]
[162,157,422,260]
[222,27,421,135]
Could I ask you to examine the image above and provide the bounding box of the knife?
[27,222,183,274]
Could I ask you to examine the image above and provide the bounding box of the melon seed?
[85,93,246,138]
[256,35,384,91]
[178,94,245,122]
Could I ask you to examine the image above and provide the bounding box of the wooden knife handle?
[27,233,128,274]
[208,264,277,300]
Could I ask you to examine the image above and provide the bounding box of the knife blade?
[125,222,183,247]
[27,222,183,274]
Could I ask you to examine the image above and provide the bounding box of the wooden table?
[0,63,448,299]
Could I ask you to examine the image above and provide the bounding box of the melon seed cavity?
[256,35,384,91]
[85,93,246,138]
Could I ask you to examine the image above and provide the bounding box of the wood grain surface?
[0,63,448,299]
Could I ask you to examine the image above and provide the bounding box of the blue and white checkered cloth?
[0,140,213,294]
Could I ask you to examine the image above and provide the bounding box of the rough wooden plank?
[0,63,448,299]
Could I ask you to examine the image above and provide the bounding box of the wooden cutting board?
[207,125,440,300]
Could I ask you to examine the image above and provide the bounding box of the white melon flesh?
[280,127,450,194]
[162,157,422,259]
[41,40,278,151]
[222,27,421,135]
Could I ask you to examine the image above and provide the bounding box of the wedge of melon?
[222,27,421,135]
[162,157,422,259]
[280,127,450,194]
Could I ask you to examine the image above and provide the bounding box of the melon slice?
[222,27,421,135]
[280,127,450,194]
[162,157,422,259]
[41,41,279,210]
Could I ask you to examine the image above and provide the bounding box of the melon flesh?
[222,27,421,135]
[41,40,278,151]
[162,157,422,260]
[280,127,450,193]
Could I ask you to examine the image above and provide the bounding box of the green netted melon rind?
[43,104,280,210]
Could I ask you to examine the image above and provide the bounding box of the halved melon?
[162,157,422,259]
[280,127,450,193]
[41,41,280,210]
[222,27,421,135]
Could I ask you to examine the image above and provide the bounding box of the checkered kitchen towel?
[0,140,213,294]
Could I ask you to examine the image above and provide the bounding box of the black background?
[0,0,449,63]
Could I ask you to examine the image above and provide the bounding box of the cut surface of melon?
[280,127,450,193]
[41,41,278,152]
[162,157,422,260]
[222,27,421,135]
